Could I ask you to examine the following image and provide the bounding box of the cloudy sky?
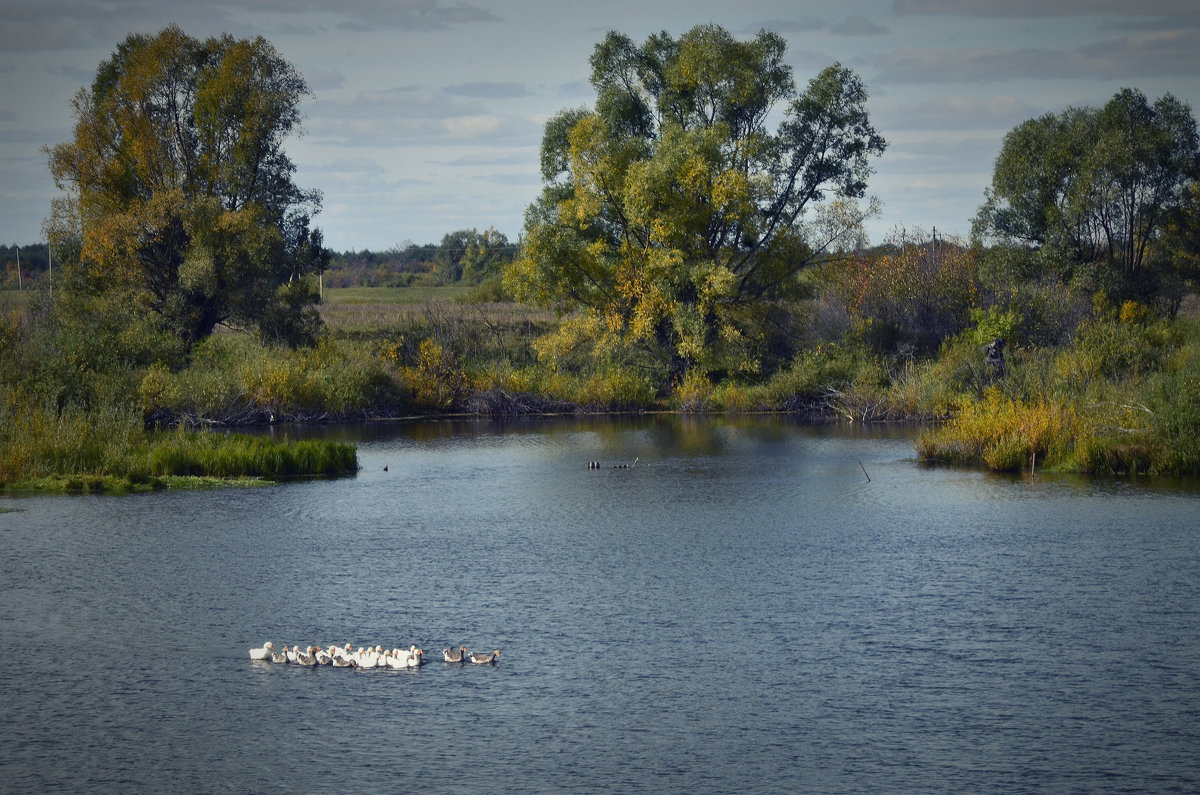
[2,0,1199,252]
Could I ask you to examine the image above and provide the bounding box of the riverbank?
[6,285,1200,483]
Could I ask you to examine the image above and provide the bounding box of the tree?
[433,229,475,284]
[506,24,885,381]
[821,228,981,355]
[1158,182,1200,301]
[45,24,328,349]
[459,227,513,284]
[432,227,514,284]
[973,89,1199,299]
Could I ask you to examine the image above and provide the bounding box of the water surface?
[2,417,1198,792]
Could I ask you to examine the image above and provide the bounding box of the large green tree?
[973,88,1199,297]
[45,24,328,349]
[507,24,885,380]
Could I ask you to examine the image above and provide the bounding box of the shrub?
[673,370,715,412]
[916,387,1075,472]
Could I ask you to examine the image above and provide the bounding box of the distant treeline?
[4,233,517,292]
[324,243,439,288]
[325,227,515,288]
[1,243,50,289]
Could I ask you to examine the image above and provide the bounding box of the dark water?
[3,416,1199,793]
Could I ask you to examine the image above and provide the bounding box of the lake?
[2,416,1199,793]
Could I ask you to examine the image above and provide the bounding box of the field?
[318,285,555,336]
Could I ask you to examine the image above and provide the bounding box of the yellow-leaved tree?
[507,24,885,387]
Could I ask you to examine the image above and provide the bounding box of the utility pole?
[15,245,20,290]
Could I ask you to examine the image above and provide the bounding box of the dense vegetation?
[3,22,1200,490]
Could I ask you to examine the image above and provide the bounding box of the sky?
[2,0,1199,252]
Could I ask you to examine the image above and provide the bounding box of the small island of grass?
[0,400,357,494]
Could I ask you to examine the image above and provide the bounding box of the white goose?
[386,648,408,669]
[408,647,424,668]
[286,645,300,664]
[249,642,274,661]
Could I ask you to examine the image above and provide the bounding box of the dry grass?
[319,287,555,335]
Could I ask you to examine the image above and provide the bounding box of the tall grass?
[140,335,406,423]
[0,392,357,492]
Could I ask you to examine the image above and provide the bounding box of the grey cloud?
[788,48,843,73]
[878,47,1081,84]
[893,0,1199,17]
[271,22,329,37]
[0,1,243,51]
[877,27,1200,83]
[312,87,475,123]
[442,82,531,99]
[332,0,500,32]
[479,171,540,187]
[1075,29,1200,78]
[876,95,1042,130]
[883,137,1003,174]
[300,68,346,92]
[741,17,828,35]
[307,88,540,147]
[554,80,593,101]
[47,64,97,86]
[831,15,889,36]
[0,127,70,144]
[446,151,535,166]
[0,0,499,51]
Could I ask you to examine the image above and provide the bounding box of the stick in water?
[860,461,871,482]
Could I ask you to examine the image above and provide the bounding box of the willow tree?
[46,24,328,349]
[507,24,886,382]
[973,88,1199,298]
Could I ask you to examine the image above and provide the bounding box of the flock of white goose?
[249,641,500,668]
